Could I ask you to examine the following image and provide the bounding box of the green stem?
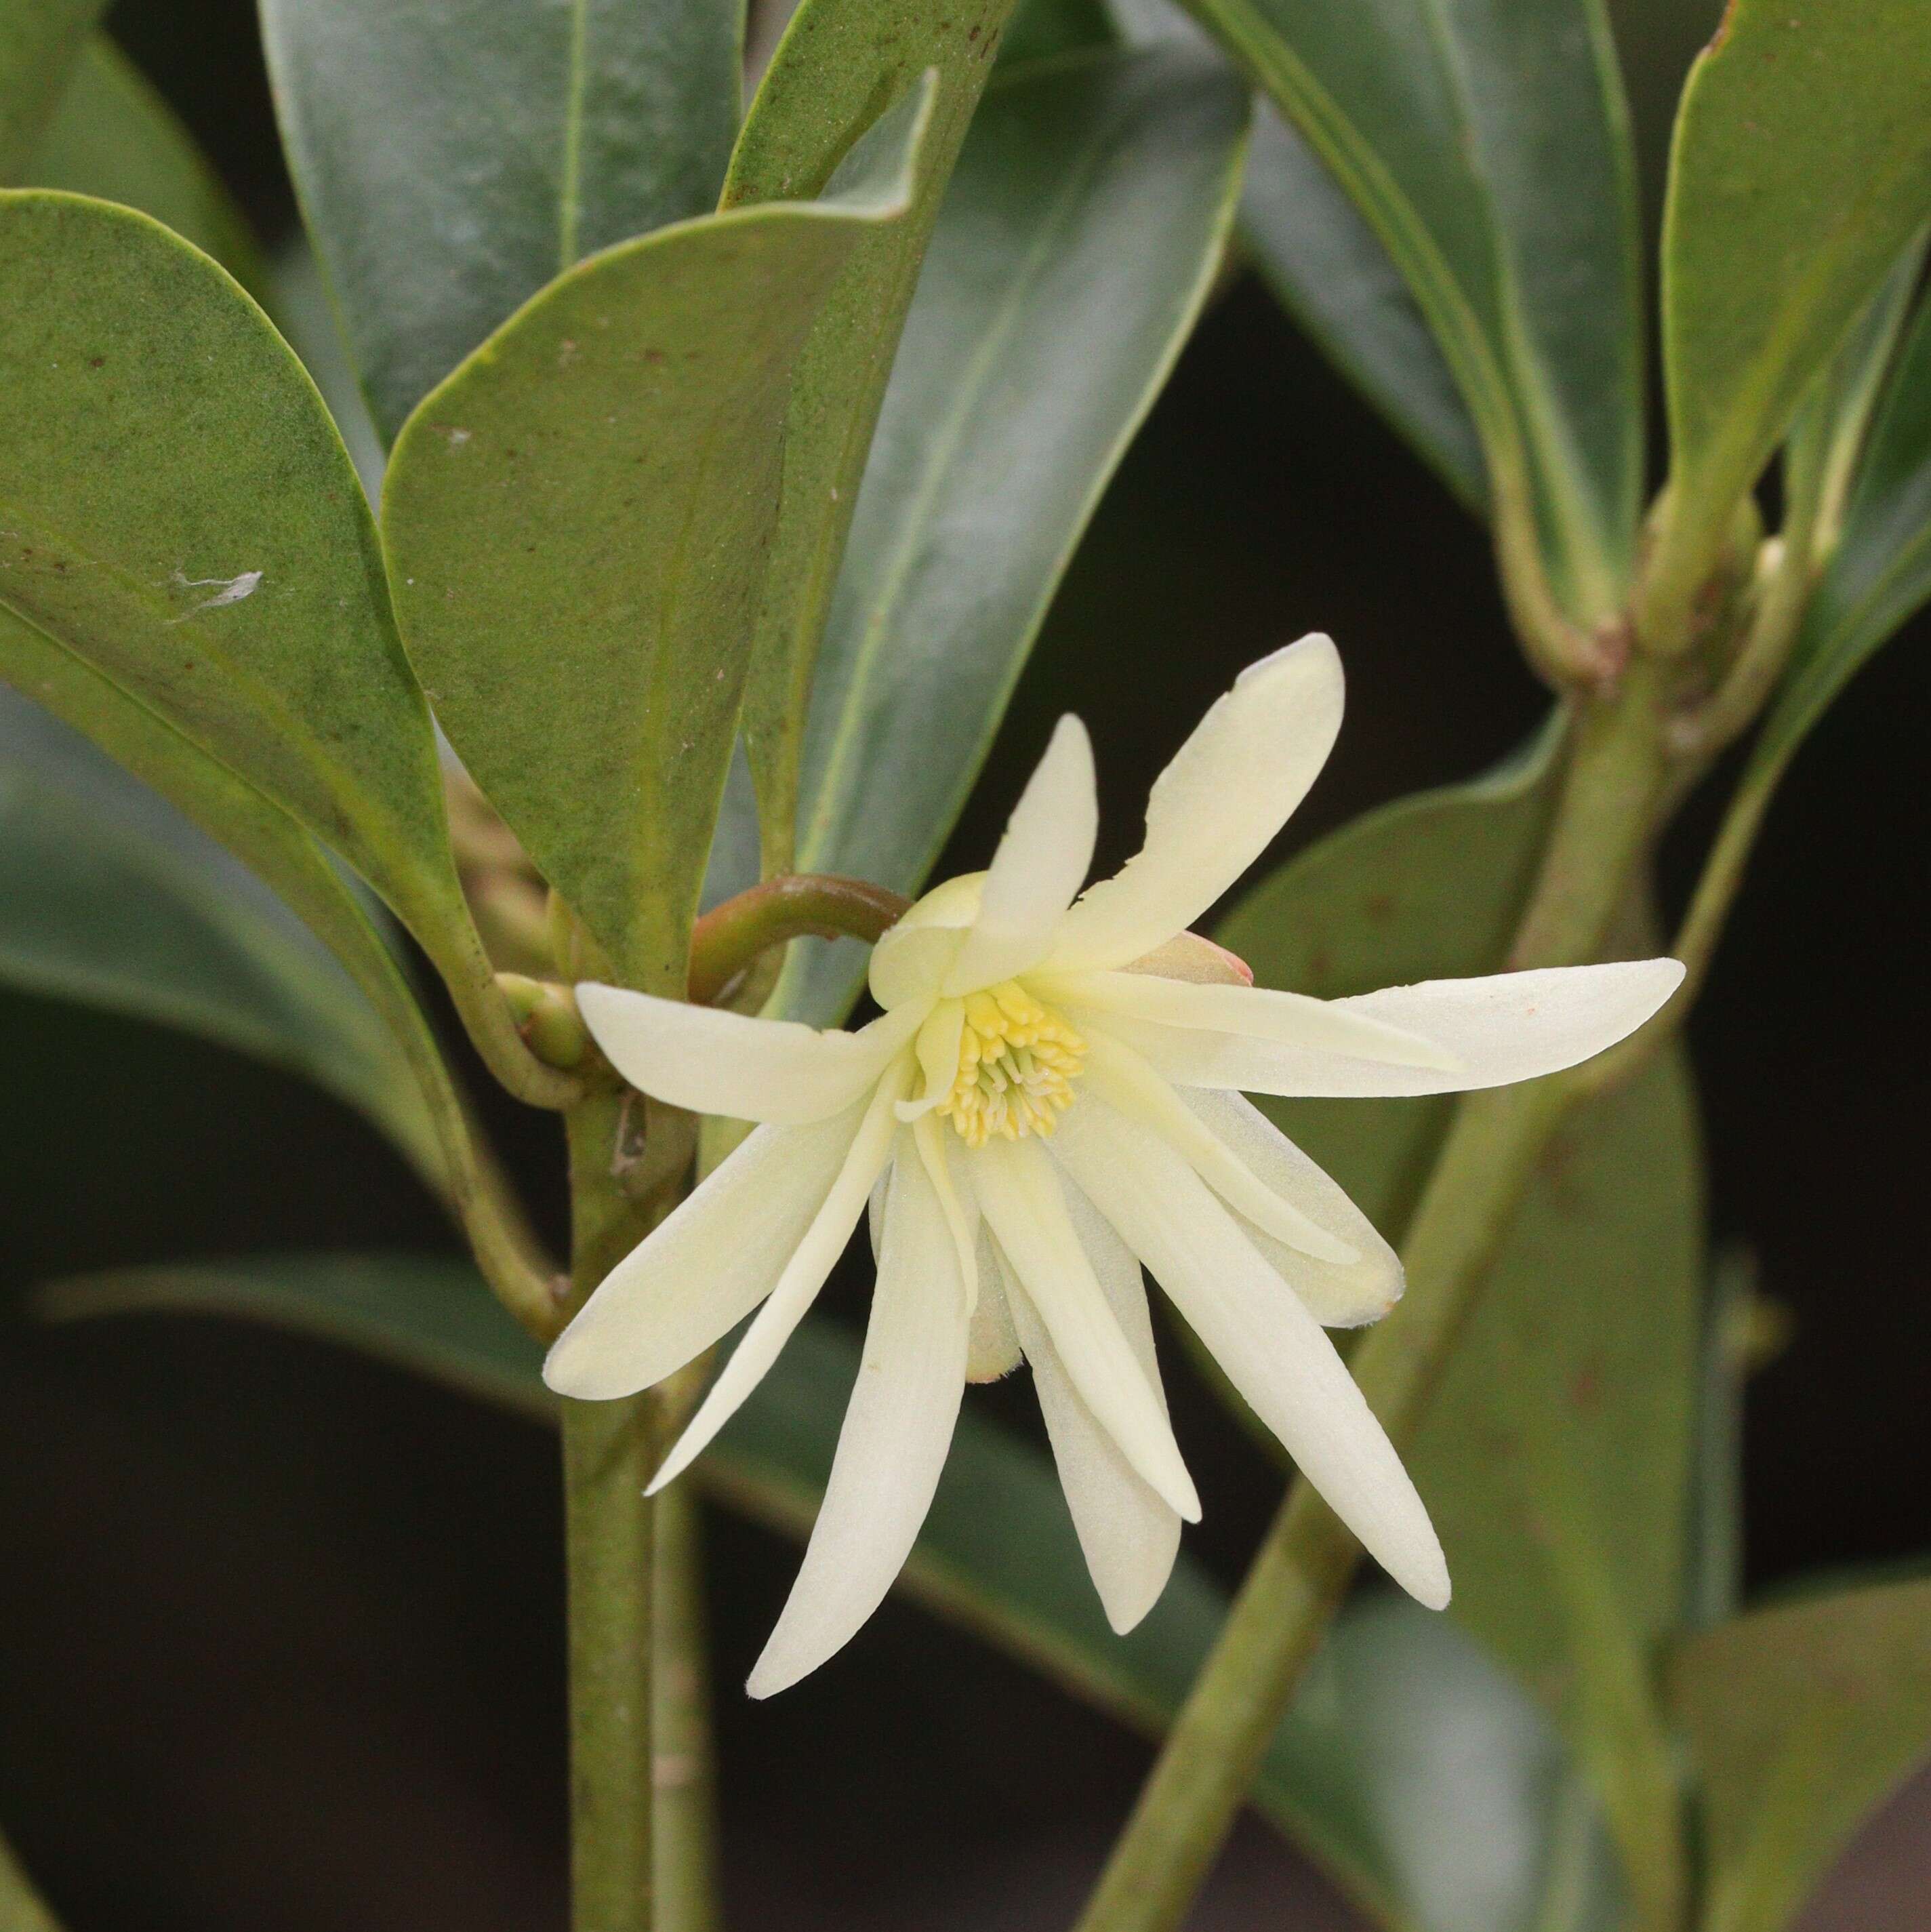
[0,1828,64,1932]
[687,873,908,1007]
[652,1483,721,1932]
[1072,660,1674,1932]
[563,1089,680,1932]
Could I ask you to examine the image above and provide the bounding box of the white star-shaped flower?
[546,638,1683,1696]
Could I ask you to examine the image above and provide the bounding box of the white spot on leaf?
[165,569,264,622]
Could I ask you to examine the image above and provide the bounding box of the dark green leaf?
[32,1253,551,1419]
[28,35,262,289]
[0,674,443,1187]
[1783,234,1926,564]
[1109,0,1486,515]
[1239,102,1487,517]
[768,45,1249,1024]
[261,0,744,443]
[35,1249,1620,1932]
[1669,1577,1931,1932]
[0,0,102,179]
[0,627,548,1291]
[1758,287,1931,780]
[1170,0,1644,624]
[720,0,1022,881]
[0,192,481,984]
[1660,0,1931,586]
[382,88,933,992]
[1217,720,1704,1725]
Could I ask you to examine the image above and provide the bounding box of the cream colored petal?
[577,983,922,1125]
[967,1226,1024,1380]
[998,1211,1182,1633]
[1082,960,1684,1098]
[1080,1031,1359,1265]
[945,717,1099,995]
[1121,930,1253,986]
[1052,1098,1448,1609]
[1177,1089,1402,1328]
[1048,637,1345,971]
[746,1148,970,1698]
[868,872,981,1010]
[1040,968,1459,1072]
[869,925,964,1011]
[912,1111,978,1314]
[897,1000,967,1122]
[973,1135,1199,1522]
[648,1066,910,1493]
[543,1103,866,1401]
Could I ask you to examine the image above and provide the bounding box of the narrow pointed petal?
[912,1111,978,1314]
[945,717,1099,994]
[649,1068,910,1492]
[967,1226,1024,1380]
[1048,636,1345,972]
[996,1220,1181,1633]
[1053,1098,1449,1609]
[544,1103,866,1400]
[746,1150,970,1698]
[1088,960,1685,1099]
[577,984,922,1125]
[1040,967,1459,1072]
[1080,1032,1360,1265]
[1177,1089,1402,1328]
[973,1135,1200,1522]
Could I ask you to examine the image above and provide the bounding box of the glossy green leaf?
[382,87,933,992]
[0,672,443,1188]
[0,0,102,178]
[35,1249,1620,1932]
[1669,1577,1931,1932]
[1659,0,1931,590]
[1238,102,1487,517]
[0,621,556,1309]
[0,192,479,982]
[1217,721,1703,1727]
[1169,0,1643,624]
[720,0,1021,881]
[261,0,744,444]
[1107,0,1486,515]
[1782,234,1926,563]
[28,35,262,289]
[1757,288,1931,782]
[768,45,1249,1025]
[32,1254,552,1419]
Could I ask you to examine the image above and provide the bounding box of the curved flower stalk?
[545,638,1684,1696]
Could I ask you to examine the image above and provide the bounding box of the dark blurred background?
[3,1,1926,1926]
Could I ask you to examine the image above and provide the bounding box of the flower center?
[937,982,1085,1148]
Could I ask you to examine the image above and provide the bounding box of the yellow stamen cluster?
[937,982,1085,1148]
